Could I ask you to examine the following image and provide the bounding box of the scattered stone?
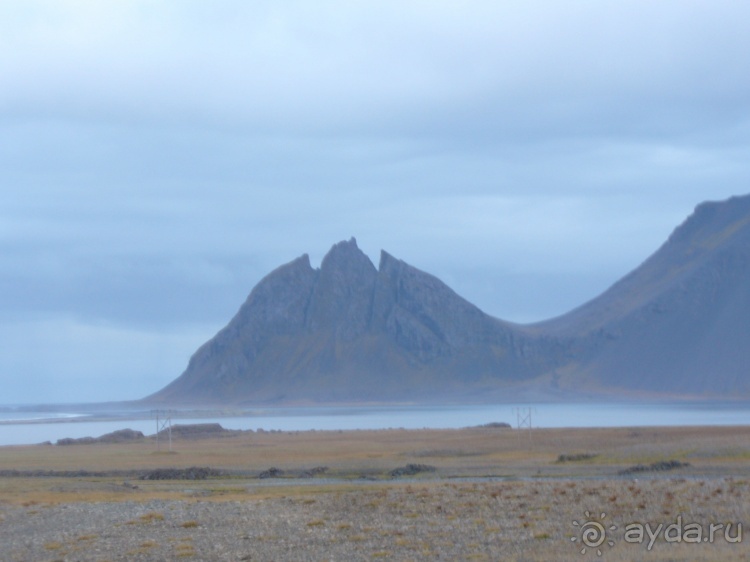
[390,464,437,477]
[299,466,329,478]
[139,467,223,480]
[556,453,598,463]
[0,479,741,560]
[259,467,284,479]
[619,460,690,475]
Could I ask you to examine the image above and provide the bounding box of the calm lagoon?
[0,401,749,446]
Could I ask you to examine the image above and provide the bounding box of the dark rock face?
[150,237,561,404]
[148,195,750,403]
[306,239,377,339]
[373,251,503,360]
[155,253,319,400]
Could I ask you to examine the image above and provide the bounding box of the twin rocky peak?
[150,194,750,404]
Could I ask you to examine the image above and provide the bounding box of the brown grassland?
[0,425,748,560]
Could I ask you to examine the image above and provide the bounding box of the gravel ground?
[1,478,748,561]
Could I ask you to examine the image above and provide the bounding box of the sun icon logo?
[571,511,617,556]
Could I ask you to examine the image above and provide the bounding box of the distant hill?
[147,194,750,405]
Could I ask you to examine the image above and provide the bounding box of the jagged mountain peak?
[148,193,750,404]
[378,249,398,270]
[319,237,371,268]
[149,238,557,403]
[306,238,377,336]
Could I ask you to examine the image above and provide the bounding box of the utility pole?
[154,410,173,452]
[515,406,534,447]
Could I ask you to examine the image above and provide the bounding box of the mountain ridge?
[148,195,750,405]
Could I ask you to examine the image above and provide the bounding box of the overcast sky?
[2,1,749,403]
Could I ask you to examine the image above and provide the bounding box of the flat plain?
[0,425,748,560]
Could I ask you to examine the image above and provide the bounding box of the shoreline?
[2,400,750,448]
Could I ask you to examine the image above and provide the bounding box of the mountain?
[150,238,567,404]
[147,194,750,405]
[535,194,750,396]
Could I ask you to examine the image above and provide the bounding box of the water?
[0,401,748,446]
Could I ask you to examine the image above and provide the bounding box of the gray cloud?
[1,1,749,402]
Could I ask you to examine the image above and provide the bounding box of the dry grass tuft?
[126,511,165,525]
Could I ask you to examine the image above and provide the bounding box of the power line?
[153,409,173,452]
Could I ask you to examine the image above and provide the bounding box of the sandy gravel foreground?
[1,478,748,561]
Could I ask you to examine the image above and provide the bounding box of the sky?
[1,1,750,403]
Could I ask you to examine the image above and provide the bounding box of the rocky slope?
[537,194,750,395]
